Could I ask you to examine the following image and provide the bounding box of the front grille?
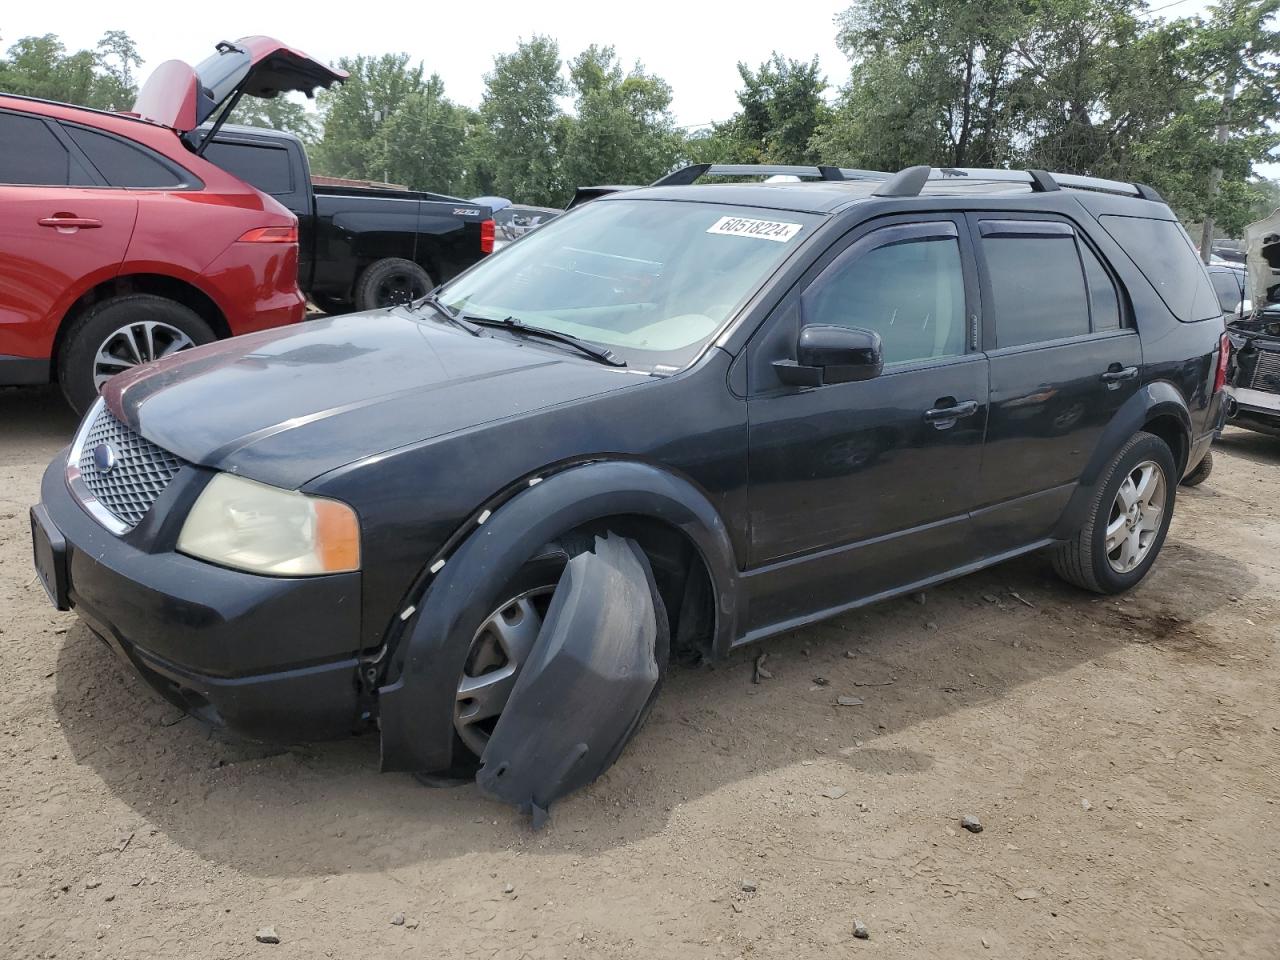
[1250,349,1280,395]
[76,406,186,528]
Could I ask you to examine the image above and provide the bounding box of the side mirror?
[774,324,884,387]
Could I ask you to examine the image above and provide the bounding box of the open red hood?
[131,36,347,133]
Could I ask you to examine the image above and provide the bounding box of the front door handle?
[1101,364,1138,386]
[38,215,103,230]
[923,398,979,427]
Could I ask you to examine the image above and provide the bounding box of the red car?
[0,37,345,412]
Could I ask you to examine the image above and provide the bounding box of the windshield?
[438,198,823,371]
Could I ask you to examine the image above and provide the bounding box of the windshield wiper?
[462,315,627,367]
[410,293,482,336]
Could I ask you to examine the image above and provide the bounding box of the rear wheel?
[1180,449,1214,487]
[58,294,215,415]
[353,258,432,312]
[1051,431,1177,594]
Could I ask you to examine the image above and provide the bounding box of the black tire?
[1180,449,1213,487]
[308,294,352,316]
[57,294,215,415]
[1051,431,1177,594]
[444,534,670,771]
[353,258,433,312]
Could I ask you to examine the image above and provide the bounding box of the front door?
[743,216,989,635]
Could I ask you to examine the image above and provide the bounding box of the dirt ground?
[1,383,1277,960]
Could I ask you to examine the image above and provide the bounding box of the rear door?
[969,214,1141,550]
[0,110,137,363]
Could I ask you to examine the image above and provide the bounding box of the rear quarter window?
[1098,215,1222,322]
[63,125,187,189]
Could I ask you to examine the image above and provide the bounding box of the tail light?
[1213,331,1230,393]
[480,218,495,255]
[238,225,299,243]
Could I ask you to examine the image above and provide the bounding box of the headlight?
[177,473,360,576]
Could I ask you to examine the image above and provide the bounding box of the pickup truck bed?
[200,125,493,312]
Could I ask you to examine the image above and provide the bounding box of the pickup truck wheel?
[58,295,215,415]
[354,258,433,311]
[1051,431,1176,594]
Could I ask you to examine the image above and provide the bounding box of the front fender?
[1051,381,1190,539]
[376,459,739,773]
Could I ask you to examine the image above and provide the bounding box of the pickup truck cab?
[201,125,495,313]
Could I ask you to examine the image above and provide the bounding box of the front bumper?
[37,456,363,742]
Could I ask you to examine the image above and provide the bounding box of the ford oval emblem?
[93,442,118,475]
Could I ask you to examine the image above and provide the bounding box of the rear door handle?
[1101,364,1138,386]
[923,398,979,426]
[38,216,103,229]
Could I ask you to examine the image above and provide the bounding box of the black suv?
[32,163,1228,811]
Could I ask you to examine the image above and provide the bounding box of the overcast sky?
[2,0,853,128]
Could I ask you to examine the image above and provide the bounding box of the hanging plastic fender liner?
[475,533,667,827]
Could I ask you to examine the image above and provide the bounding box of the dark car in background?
[201,125,495,314]
[0,36,345,412]
[33,162,1227,812]
[1225,210,1280,437]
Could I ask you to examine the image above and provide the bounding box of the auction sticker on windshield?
[706,216,803,243]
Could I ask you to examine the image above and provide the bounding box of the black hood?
[103,308,647,489]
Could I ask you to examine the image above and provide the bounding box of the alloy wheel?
[454,586,556,757]
[93,321,196,390]
[375,271,428,307]
[1104,459,1166,574]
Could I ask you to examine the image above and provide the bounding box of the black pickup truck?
[200,125,494,313]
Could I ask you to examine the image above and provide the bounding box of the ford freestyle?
[32,164,1228,809]
[0,37,345,412]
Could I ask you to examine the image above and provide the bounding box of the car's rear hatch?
[131,36,347,134]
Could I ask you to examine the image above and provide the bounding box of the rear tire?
[57,294,215,415]
[1180,449,1213,487]
[1051,431,1177,594]
[353,258,433,312]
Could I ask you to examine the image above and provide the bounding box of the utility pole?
[1199,73,1237,264]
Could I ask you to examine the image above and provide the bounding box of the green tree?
[477,36,568,206]
[371,75,471,195]
[94,30,142,110]
[559,45,683,189]
[311,53,428,180]
[729,54,831,164]
[227,94,320,142]
[1172,0,1280,253]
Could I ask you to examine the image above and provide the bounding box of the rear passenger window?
[63,126,185,188]
[0,112,88,186]
[804,236,967,365]
[202,141,294,196]
[1081,243,1121,330]
[1098,215,1222,322]
[982,230,1090,347]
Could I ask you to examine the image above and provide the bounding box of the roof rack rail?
[870,165,1164,202]
[652,163,888,187]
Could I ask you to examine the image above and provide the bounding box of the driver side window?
[803,235,967,365]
